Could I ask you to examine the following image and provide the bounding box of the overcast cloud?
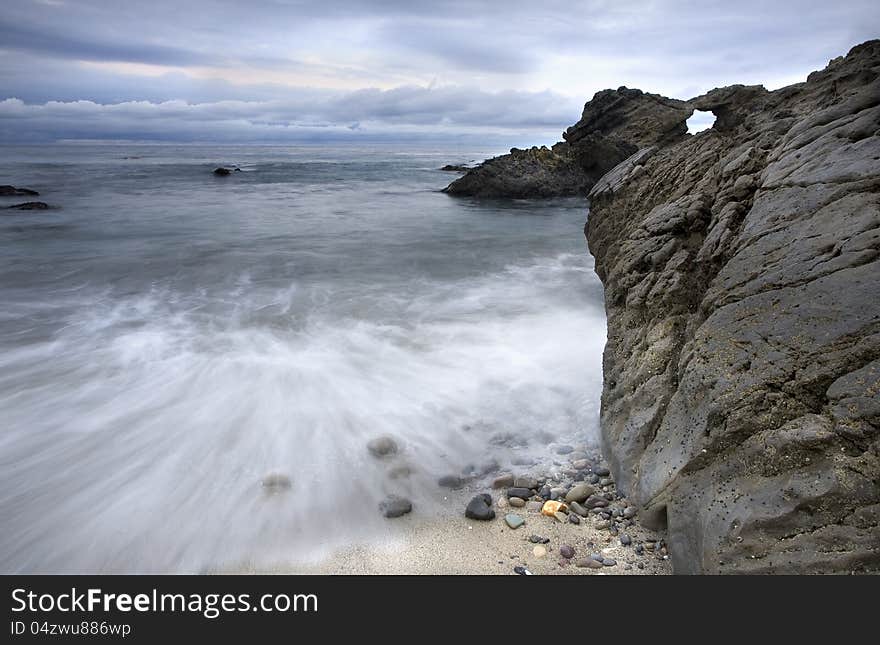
[1,0,877,142]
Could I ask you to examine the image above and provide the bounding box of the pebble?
[506,487,533,500]
[585,495,608,508]
[602,558,617,567]
[379,495,412,518]
[367,435,399,458]
[560,544,575,559]
[599,477,614,487]
[532,546,547,558]
[550,487,567,500]
[569,501,589,517]
[260,473,292,494]
[590,553,604,562]
[571,459,591,470]
[568,513,580,525]
[529,535,550,544]
[576,558,604,569]
[589,474,601,484]
[539,486,552,500]
[437,475,464,489]
[620,534,632,546]
[637,562,645,570]
[505,513,525,529]
[525,501,543,512]
[635,544,644,555]
[623,506,637,519]
[464,494,495,521]
[594,467,611,477]
[564,483,595,503]
[595,521,611,530]
[555,445,574,455]
[492,473,515,489]
[514,476,538,490]
[509,496,526,507]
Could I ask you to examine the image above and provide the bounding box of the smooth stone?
[505,513,525,529]
[367,435,399,458]
[602,558,617,567]
[599,477,614,487]
[571,459,591,470]
[532,546,547,558]
[590,553,604,562]
[465,494,495,521]
[585,495,608,508]
[506,487,533,500]
[555,444,574,455]
[539,486,552,500]
[569,501,589,517]
[565,483,596,503]
[568,513,580,525]
[621,534,632,546]
[576,558,604,569]
[550,487,566,500]
[437,474,464,489]
[589,474,601,484]
[379,495,412,518]
[492,473,515,489]
[595,467,611,477]
[525,501,543,512]
[560,544,575,559]
[513,476,538,490]
[623,506,637,519]
[509,496,526,507]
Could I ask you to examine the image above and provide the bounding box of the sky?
[1,0,877,144]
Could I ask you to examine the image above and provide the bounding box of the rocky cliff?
[587,40,880,573]
[444,88,691,197]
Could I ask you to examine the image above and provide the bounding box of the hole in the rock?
[687,110,716,134]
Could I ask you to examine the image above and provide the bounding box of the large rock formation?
[587,40,880,573]
[444,88,691,197]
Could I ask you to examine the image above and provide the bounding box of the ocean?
[0,143,606,573]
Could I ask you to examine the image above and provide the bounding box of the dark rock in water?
[213,167,232,176]
[0,185,39,196]
[260,473,292,494]
[379,495,412,518]
[506,487,533,500]
[440,164,473,172]
[465,494,495,521]
[366,435,398,458]
[555,444,574,455]
[594,467,611,477]
[6,201,49,210]
[437,475,464,489]
[560,544,576,559]
[587,39,880,574]
[589,474,601,484]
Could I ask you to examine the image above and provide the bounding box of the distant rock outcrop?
[586,40,880,573]
[0,185,39,196]
[5,201,49,210]
[443,88,691,198]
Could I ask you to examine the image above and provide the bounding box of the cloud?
[0,85,584,142]
[0,0,878,141]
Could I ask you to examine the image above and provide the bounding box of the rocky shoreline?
[442,39,880,574]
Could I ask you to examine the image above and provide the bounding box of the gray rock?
[565,483,596,504]
[587,40,880,573]
[465,494,495,521]
[437,475,464,489]
[509,497,526,507]
[529,535,550,544]
[525,501,543,512]
[620,534,632,546]
[602,559,617,567]
[623,506,637,519]
[366,435,398,458]
[576,558,604,569]
[491,473,515,489]
[568,513,581,525]
[505,513,525,529]
[379,496,412,518]
[560,544,576,559]
[594,467,611,477]
[569,501,589,517]
[554,444,574,455]
[513,476,538,490]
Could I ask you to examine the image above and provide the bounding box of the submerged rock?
[379,495,412,518]
[260,473,292,494]
[6,201,49,210]
[366,435,399,458]
[0,185,39,196]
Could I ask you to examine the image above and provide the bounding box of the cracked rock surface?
[586,40,880,573]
